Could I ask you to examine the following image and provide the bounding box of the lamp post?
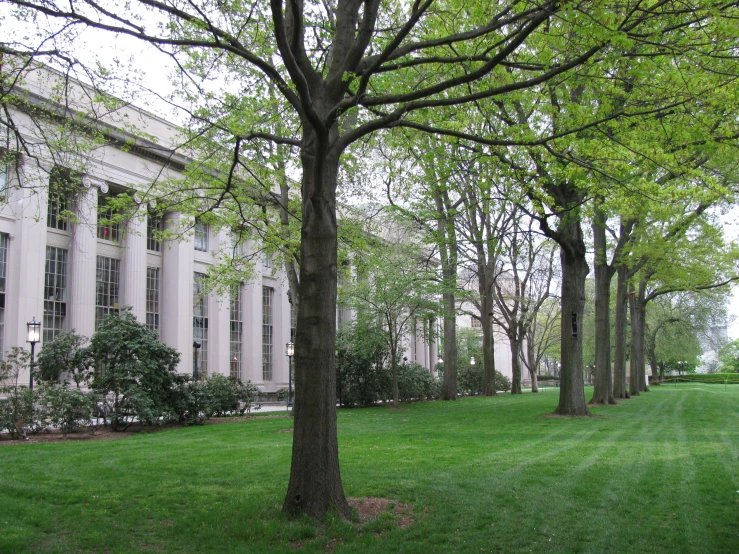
[285,341,294,409]
[193,341,201,382]
[470,356,476,366]
[26,317,40,390]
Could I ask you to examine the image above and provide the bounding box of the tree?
[7,0,739,518]
[719,339,739,373]
[492,219,555,394]
[344,223,437,409]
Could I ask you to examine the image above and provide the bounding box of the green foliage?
[718,339,739,373]
[88,308,181,430]
[36,331,91,387]
[397,362,440,401]
[37,384,99,437]
[336,324,392,408]
[458,363,512,395]
[0,347,36,439]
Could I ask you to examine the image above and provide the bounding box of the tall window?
[230,285,242,380]
[95,256,120,328]
[263,252,272,268]
[146,267,160,333]
[0,234,7,356]
[471,316,482,329]
[262,286,274,381]
[147,211,162,252]
[47,169,71,231]
[193,273,208,377]
[194,218,208,252]
[97,191,121,242]
[44,247,68,343]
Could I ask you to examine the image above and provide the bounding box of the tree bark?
[612,265,630,400]
[441,285,458,400]
[635,281,649,393]
[283,136,350,520]
[509,332,523,394]
[525,339,539,392]
[481,306,497,396]
[554,217,591,416]
[590,206,616,405]
[628,281,649,397]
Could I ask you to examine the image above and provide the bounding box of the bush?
[458,362,511,394]
[36,331,91,388]
[336,327,392,407]
[37,384,99,437]
[88,308,181,430]
[397,362,440,401]
[0,348,38,439]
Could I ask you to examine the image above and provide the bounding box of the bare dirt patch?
[349,497,416,529]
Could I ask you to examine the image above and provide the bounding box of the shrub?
[202,374,241,416]
[0,347,38,439]
[397,362,440,401]
[37,384,98,437]
[336,327,392,407]
[458,363,511,394]
[36,331,91,388]
[664,373,739,384]
[88,308,181,430]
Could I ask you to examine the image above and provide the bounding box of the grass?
[1,384,738,553]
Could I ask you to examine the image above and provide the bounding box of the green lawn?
[1,384,737,553]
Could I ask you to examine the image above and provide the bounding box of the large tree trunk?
[554,218,591,416]
[284,139,350,519]
[509,332,523,394]
[612,265,630,400]
[628,283,643,397]
[526,339,539,393]
[434,188,458,401]
[636,281,649,393]
[441,286,458,400]
[590,207,616,405]
[481,285,497,396]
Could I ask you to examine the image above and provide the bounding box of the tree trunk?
[391,357,399,408]
[481,288,497,396]
[628,282,643,397]
[554,218,591,416]
[441,286,458,400]
[509,333,523,394]
[636,281,649,393]
[526,340,539,393]
[590,207,616,405]
[283,140,350,520]
[612,265,630,400]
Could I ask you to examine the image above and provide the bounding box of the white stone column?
[121,212,147,322]
[7,161,48,384]
[160,213,194,374]
[68,177,98,339]
[211,229,231,377]
[243,241,264,386]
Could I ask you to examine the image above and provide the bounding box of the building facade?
[1,66,437,391]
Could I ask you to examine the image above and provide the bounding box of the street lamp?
[470,356,476,366]
[192,341,202,382]
[285,341,294,409]
[26,317,40,390]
